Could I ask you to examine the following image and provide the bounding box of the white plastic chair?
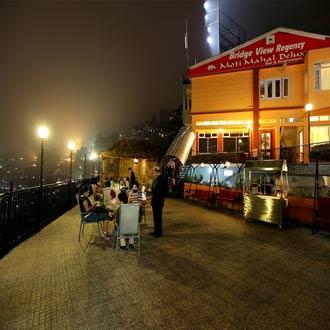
[115,204,141,257]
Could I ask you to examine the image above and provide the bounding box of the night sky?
[0,0,329,157]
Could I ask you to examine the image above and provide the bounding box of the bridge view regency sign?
[188,29,330,78]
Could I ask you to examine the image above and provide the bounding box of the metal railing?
[0,180,82,258]
[250,142,330,164]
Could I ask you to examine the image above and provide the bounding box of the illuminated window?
[198,132,217,154]
[260,77,289,99]
[223,132,249,152]
[315,63,330,90]
[311,126,330,144]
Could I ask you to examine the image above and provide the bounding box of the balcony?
[0,198,329,328]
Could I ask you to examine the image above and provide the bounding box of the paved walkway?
[0,198,329,329]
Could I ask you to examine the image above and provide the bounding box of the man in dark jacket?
[151,166,167,237]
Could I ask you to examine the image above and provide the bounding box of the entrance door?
[260,131,273,159]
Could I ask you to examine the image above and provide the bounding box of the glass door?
[260,131,273,159]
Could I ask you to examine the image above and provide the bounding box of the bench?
[214,189,242,211]
[194,189,211,203]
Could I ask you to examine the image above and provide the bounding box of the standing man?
[128,167,136,189]
[151,166,167,237]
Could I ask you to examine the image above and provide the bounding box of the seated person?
[92,179,103,201]
[104,177,111,188]
[128,183,146,221]
[128,182,143,204]
[118,188,128,204]
[79,186,114,240]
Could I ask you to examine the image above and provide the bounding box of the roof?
[188,27,330,78]
[102,139,160,160]
[186,152,247,165]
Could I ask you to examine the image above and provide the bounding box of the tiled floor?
[0,198,329,329]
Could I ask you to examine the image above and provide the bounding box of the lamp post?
[37,126,49,187]
[67,141,76,183]
[84,153,87,179]
[67,141,76,206]
[37,125,49,224]
[90,152,97,177]
[305,103,314,161]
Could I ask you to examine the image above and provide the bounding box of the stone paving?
[0,198,329,329]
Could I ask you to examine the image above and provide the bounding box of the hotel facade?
[185,28,330,163]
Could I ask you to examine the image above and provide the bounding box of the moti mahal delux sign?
[188,29,330,78]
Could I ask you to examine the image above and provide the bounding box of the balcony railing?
[251,141,330,164]
[0,180,84,258]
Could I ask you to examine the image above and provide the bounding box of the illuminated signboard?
[188,28,330,78]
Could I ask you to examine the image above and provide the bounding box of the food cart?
[243,160,288,229]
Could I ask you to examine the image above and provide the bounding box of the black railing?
[0,180,81,258]
[250,141,330,164]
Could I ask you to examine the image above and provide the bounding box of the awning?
[162,125,195,165]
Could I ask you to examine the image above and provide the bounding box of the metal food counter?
[243,160,288,229]
[243,194,284,227]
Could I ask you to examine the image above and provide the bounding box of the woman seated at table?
[92,179,103,202]
[79,186,114,240]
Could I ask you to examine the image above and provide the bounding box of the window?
[223,132,249,152]
[314,63,330,90]
[311,126,330,144]
[184,92,192,110]
[259,77,289,99]
[198,133,217,154]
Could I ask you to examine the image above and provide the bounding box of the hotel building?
[184,28,330,163]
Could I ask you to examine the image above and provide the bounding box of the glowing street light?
[37,126,49,187]
[305,103,314,112]
[37,126,49,140]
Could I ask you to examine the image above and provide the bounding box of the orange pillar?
[252,68,260,150]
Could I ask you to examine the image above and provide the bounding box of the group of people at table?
[78,166,167,249]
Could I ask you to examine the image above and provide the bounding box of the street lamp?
[305,103,314,160]
[37,126,49,187]
[90,152,97,177]
[67,141,76,183]
[67,140,76,205]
